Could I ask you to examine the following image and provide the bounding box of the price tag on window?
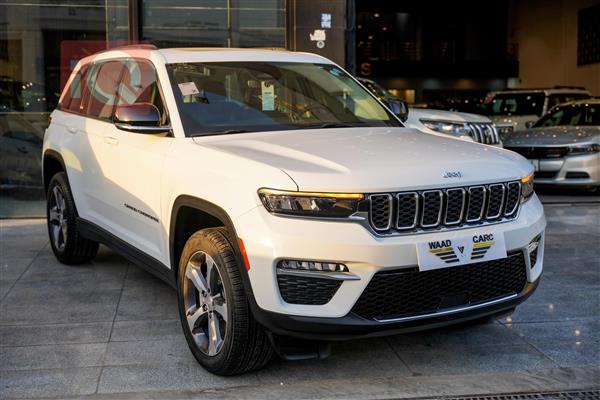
[261,81,275,111]
[178,82,199,96]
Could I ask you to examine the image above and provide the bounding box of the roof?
[76,45,334,66]
[157,47,332,64]
[490,88,590,95]
[552,98,600,107]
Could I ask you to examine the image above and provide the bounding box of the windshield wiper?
[303,122,365,129]
[189,129,251,137]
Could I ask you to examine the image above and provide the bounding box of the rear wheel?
[46,172,98,264]
[177,227,273,375]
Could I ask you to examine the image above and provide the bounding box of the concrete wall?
[508,0,600,95]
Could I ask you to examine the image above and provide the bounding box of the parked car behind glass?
[356,78,501,146]
[484,87,591,133]
[504,99,600,191]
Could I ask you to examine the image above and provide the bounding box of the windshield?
[166,62,401,136]
[483,92,545,116]
[534,103,600,127]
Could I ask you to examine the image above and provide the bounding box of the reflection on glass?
[142,0,285,48]
[0,1,127,217]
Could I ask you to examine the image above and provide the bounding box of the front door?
[99,59,172,264]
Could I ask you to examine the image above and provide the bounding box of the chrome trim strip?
[465,186,487,222]
[276,268,360,281]
[395,192,419,230]
[486,183,505,219]
[444,188,465,225]
[374,293,518,323]
[369,194,393,231]
[505,181,521,216]
[420,190,443,228]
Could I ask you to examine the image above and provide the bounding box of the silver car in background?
[504,99,600,190]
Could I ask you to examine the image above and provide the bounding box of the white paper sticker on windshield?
[261,81,275,111]
[178,82,200,96]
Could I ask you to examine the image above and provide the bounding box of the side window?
[61,64,88,113]
[118,59,167,125]
[547,95,562,109]
[86,60,126,120]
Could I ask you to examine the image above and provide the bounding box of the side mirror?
[114,103,170,134]
[524,121,535,129]
[384,99,409,122]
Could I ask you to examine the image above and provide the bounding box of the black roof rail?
[553,85,587,90]
[500,86,588,91]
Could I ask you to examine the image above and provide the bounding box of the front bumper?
[234,195,545,338]
[532,153,600,187]
[252,278,539,340]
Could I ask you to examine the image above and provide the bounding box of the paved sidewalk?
[1,204,599,399]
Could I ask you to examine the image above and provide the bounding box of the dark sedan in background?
[504,99,600,191]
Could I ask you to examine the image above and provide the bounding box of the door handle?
[17,146,28,154]
[67,126,77,134]
[104,136,119,145]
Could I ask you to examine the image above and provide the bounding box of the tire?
[46,172,99,264]
[177,227,273,375]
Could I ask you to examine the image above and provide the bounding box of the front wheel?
[177,227,273,375]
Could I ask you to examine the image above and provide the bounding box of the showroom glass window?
[0,0,127,217]
[141,0,286,47]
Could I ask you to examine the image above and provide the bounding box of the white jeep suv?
[43,46,545,375]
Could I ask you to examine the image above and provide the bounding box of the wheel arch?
[42,150,67,194]
[169,195,255,298]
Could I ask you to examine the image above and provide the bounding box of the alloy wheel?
[183,250,228,356]
[48,186,68,251]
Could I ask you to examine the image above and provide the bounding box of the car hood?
[504,126,600,147]
[194,127,532,193]
[408,108,491,123]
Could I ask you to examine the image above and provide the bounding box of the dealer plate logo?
[417,233,507,271]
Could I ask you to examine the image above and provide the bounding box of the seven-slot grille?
[467,123,500,145]
[368,181,521,234]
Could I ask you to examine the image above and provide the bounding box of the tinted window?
[61,65,89,113]
[535,104,600,127]
[117,60,167,125]
[86,60,126,120]
[484,93,545,116]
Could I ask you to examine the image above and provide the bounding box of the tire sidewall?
[177,231,237,371]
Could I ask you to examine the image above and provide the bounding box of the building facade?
[0,0,598,217]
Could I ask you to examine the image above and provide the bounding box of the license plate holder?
[416,232,507,271]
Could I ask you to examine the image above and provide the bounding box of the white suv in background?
[43,46,545,375]
[485,87,591,131]
[405,107,502,147]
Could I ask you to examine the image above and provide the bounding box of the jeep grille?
[367,181,521,234]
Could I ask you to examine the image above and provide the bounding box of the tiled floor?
[0,204,598,399]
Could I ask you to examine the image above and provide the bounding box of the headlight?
[568,144,600,155]
[521,173,534,202]
[420,119,471,137]
[258,189,364,218]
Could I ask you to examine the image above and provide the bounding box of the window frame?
[116,58,170,128]
[58,57,170,129]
